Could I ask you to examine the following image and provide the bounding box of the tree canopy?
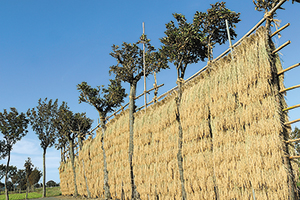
[77,79,127,117]
[110,35,168,85]
[160,13,206,79]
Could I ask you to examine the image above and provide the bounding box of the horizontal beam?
[289,156,300,160]
[272,40,291,54]
[284,118,300,126]
[283,104,300,112]
[278,63,300,75]
[271,23,290,38]
[280,84,300,93]
[135,83,164,100]
[285,138,300,144]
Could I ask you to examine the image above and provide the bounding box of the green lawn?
[0,187,61,200]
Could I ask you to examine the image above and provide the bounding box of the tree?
[24,157,33,199]
[77,79,126,199]
[46,180,57,187]
[27,98,58,198]
[253,0,300,32]
[28,168,42,191]
[160,5,240,198]
[0,108,29,200]
[160,13,209,200]
[110,36,168,200]
[0,164,17,181]
[290,127,300,154]
[54,103,92,197]
[194,2,240,61]
[11,169,26,192]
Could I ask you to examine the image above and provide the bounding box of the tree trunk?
[82,159,91,198]
[128,82,140,200]
[42,148,46,198]
[5,150,11,200]
[100,114,112,200]
[175,80,187,200]
[69,138,78,197]
[78,136,91,198]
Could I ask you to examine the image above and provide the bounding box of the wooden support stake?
[271,23,290,38]
[285,138,300,144]
[272,40,291,54]
[278,63,300,75]
[283,104,300,112]
[289,155,300,160]
[280,84,300,93]
[284,118,300,126]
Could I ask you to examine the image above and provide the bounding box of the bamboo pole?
[285,138,300,144]
[271,23,290,38]
[289,156,300,160]
[278,63,300,75]
[284,118,300,126]
[225,19,233,54]
[280,84,300,93]
[283,104,300,112]
[135,84,164,100]
[143,22,147,113]
[272,40,291,54]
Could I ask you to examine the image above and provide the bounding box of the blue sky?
[0,0,299,184]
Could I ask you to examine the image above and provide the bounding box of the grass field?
[0,187,61,200]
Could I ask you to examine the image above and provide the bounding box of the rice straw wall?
[59,27,298,199]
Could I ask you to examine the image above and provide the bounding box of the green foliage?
[28,168,42,187]
[46,180,57,187]
[27,98,58,150]
[253,0,299,13]
[55,102,92,141]
[11,169,26,191]
[110,35,168,85]
[194,2,240,59]
[0,108,29,153]
[0,165,17,181]
[290,127,300,154]
[253,0,282,12]
[77,79,127,116]
[160,13,206,79]
[160,2,240,79]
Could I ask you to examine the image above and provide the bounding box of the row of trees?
[0,99,94,200]
[0,158,42,196]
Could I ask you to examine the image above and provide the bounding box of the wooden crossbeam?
[278,63,300,75]
[284,118,300,126]
[272,40,291,54]
[280,84,300,93]
[289,156,300,160]
[285,138,300,144]
[283,104,300,112]
[135,83,164,100]
[271,23,290,38]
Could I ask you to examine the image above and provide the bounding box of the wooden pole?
[143,22,147,113]
[272,40,291,54]
[280,84,300,93]
[225,19,233,54]
[271,23,290,38]
[284,118,300,126]
[278,63,300,75]
[283,104,300,112]
[289,155,300,160]
[285,138,300,144]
